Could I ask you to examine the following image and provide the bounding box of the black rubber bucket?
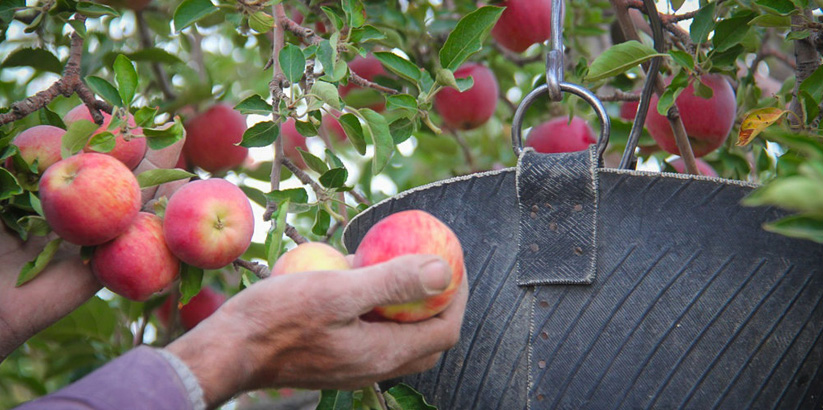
[342,148,823,409]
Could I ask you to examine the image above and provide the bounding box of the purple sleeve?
[16,346,198,410]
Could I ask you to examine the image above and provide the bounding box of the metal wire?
[617,0,666,169]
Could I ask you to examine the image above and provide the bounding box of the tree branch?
[264,4,288,222]
[0,16,112,126]
[789,11,820,128]
[282,158,332,202]
[233,258,271,279]
[284,224,308,244]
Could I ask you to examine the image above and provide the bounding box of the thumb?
[346,254,452,314]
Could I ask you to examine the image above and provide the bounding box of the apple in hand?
[64,104,147,170]
[280,118,309,169]
[163,179,254,270]
[668,157,718,177]
[339,54,387,111]
[526,116,597,153]
[434,63,499,130]
[39,153,141,246]
[272,242,351,276]
[491,0,552,53]
[353,210,465,323]
[183,104,249,173]
[645,74,736,158]
[92,212,180,301]
[157,286,226,330]
[9,125,65,173]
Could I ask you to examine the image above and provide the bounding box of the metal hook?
[511,82,611,160]
[546,0,565,101]
[617,0,665,169]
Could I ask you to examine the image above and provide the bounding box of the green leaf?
[455,76,474,92]
[317,390,354,410]
[18,215,50,237]
[240,121,279,148]
[690,3,716,44]
[374,52,421,84]
[386,94,418,118]
[339,113,366,154]
[656,71,690,115]
[267,201,289,267]
[295,119,318,137]
[755,0,798,15]
[76,1,119,17]
[342,0,366,28]
[586,41,667,82]
[136,168,195,188]
[143,117,185,150]
[312,209,331,235]
[61,119,100,158]
[264,188,309,205]
[1,47,63,74]
[249,11,274,33]
[800,91,819,124]
[85,76,123,107]
[384,384,437,410]
[694,78,714,99]
[350,25,386,43]
[0,0,24,16]
[235,94,273,115]
[712,14,755,52]
[668,50,694,72]
[320,167,348,188]
[669,0,686,11]
[298,148,329,174]
[743,176,823,215]
[0,167,23,200]
[311,81,343,110]
[439,6,505,71]
[787,30,812,41]
[321,6,344,31]
[87,131,116,153]
[360,109,394,174]
[435,67,458,89]
[134,106,159,128]
[749,14,791,27]
[179,263,203,305]
[800,65,823,102]
[126,48,183,65]
[318,38,347,82]
[16,238,62,287]
[763,214,823,243]
[113,54,138,106]
[280,44,306,84]
[38,106,66,129]
[390,118,415,144]
[173,0,217,32]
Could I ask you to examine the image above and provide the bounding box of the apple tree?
[1,0,822,408]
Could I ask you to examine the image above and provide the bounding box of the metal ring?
[511,82,611,160]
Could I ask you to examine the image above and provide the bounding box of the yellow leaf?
[737,107,787,146]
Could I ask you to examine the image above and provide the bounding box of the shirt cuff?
[156,348,207,410]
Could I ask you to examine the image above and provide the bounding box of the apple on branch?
[434,63,499,131]
[491,0,553,53]
[526,116,597,154]
[64,104,147,170]
[157,286,227,331]
[8,125,65,173]
[183,104,249,173]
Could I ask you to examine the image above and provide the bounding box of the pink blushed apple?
[526,116,597,153]
[92,212,180,301]
[183,104,249,173]
[64,104,147,170]
[10,125,65,173]
[669,157,719,177]
[163,179,254,270]
[491,0,553,53]
[157,286,226,330]
[39,153,141,246]
[434,63,499,130]
[353,210,465,323]
[272,242,351,276]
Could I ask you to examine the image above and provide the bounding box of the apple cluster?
[273,210,465,323]
[10,105,254,303]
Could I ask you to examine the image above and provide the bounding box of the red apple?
[339,55,387,111]
[645,74,736,157]
[526,116,597,153]
[321,113,348,143]
[491,0,552,53]
[280,118,309,169]
[163,179,254,269]
[92,212,180,301]
[157,286,226,330]
[668,157,719,177]
[39,153,141,246]
[353,210,465,323]
[10,125,65,173]
[64,105,147,170]
[434,63,499,130]
[619,100,639,121]
[272,242,351,276]
[183,104,249,173]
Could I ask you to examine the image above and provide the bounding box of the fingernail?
[420,258,451,295]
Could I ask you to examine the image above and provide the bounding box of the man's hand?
[0,135,186,361]
[167,254,469,408]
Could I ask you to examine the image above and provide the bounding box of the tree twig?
[597,90,642,101]
[233,258,271,279]
[0,16,112,126]
[135,10,176,100]
[283,158,332,202]
[285,224,308,244]
[264,4,288,222]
